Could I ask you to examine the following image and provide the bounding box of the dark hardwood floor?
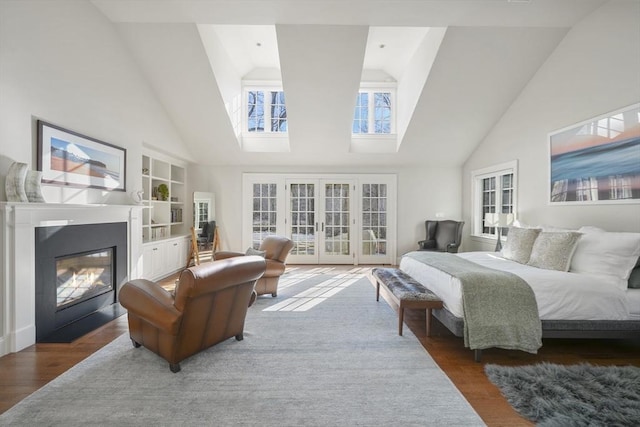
[401,305,640,426]
[1,264,638,426]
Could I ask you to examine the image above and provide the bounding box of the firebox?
[35,222,127,342]
[56,248,114,310]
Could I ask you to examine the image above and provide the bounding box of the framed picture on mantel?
[548,103,640,204]
[37,120,126,191]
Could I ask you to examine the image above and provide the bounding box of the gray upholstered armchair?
[197,220,216,250]
[418,220,464,253]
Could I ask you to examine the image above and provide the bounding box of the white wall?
[0,0,191,204]
[462,0,640,251]
[201,165,462,258]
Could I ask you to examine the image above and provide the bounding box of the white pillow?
[501,227,541,264]
[512,220,533,228]
[527,231,582,272]
[570,226,640,289]
[511,221,574,233]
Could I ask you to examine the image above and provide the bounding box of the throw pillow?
[246,247,266,257]
[501,227,541,264]
[570,226,640,289]
[527,231,582,272]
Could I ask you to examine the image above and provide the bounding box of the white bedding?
[399,251,632,321]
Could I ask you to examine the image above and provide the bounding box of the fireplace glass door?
[35,222,126,342]
[56,248,114,311]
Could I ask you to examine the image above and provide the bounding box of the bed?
[398,225,640,357]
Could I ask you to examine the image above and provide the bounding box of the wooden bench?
[371,267,443,336]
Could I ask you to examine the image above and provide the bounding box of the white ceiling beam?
[276,25,369,154]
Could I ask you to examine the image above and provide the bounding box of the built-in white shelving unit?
[141,153,187,244]
[141,151,189,280]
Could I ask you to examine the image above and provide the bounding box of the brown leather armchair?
[214,235,294,298]
[119,256,266,373]
[418,220,464,253]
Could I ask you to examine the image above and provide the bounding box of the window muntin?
[251,183,278,249]
[324,183,351,256]
[245,89,287,133]
[289,183,316,256]
[362,183,387,255]
[353,93,369,133]
[270,91,287,132]
[247,91,264,132]
[242,173,397,264]
[483,173,514,236]
[472,161,517,239]
[353,89,394,135]
[481,177,496,235]
[194,201,210,230]
[374,93,391,134]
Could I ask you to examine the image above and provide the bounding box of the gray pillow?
[501,227,541,264]
[246,247,266,257]
[527,231,582,272]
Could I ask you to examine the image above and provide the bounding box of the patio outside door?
[286,179,354,264]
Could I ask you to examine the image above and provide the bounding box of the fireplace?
[0,203,142,355]
[56,248,114,310]
[35,222,127,342]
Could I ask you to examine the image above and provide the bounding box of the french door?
[286,179,354,264]
[242,174,396,265]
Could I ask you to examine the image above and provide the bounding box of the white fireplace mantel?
[0,202,143,356]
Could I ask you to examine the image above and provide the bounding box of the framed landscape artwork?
[548,103,640,204]
[37,121,126,191]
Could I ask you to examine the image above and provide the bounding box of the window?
[193,200,210,230]
[242,173,397,265]
[324,183,351,256]
[352,89,394,135]
[374,92,392,133]
[353,93,369,133]
[241,85,290,153]
[361,183,387,256]
[246,88,287,133]
[289,183,316,256]
[251,183,278,249]
[472,161,518,238]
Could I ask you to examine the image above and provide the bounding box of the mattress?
[399,251,631,321]
[627,288,640,320]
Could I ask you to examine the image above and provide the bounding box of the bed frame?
[431,307,640,361]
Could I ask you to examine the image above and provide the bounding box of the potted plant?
[157,184,169,201]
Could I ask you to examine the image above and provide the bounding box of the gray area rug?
[485,362,640,427]
[1,268,484,426]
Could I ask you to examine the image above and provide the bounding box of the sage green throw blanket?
[403,252,542,353]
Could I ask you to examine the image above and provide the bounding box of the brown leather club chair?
[119,256,266,373]
[214,235,294,298]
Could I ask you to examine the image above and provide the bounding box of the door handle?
[322,223,324,232]
[315,222,318,232]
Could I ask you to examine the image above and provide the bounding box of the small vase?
[5,162,28,202]
[25,170,46,203]
[130,190,144,205]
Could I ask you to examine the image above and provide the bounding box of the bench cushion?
[372,268,441,301]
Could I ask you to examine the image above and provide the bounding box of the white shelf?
[142,153,186,244]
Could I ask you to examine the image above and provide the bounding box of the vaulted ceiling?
[90,0,606,167]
